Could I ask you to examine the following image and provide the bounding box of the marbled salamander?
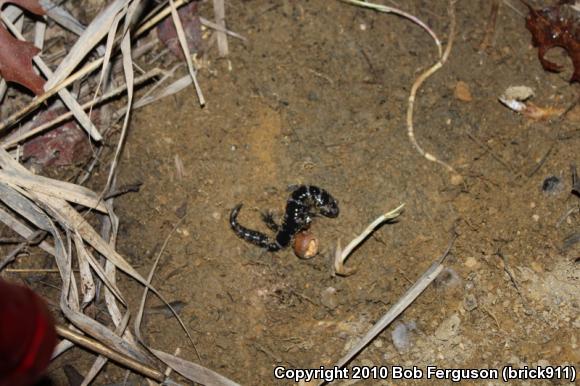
[230,185,339,251]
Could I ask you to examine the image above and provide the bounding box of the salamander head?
[319,199,339,218]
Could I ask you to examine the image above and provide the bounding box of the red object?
[0,279,56,386]
[22,108,92,168]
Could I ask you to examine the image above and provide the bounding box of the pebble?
[360,359,374,368]
[542,175,562,194]
[320,287,338,310]
[537,359,550,367]
[464,294,478,311]
[391,322,411,353]
[530,261,544,273]
[454,81,472,102]
[307,91,319,101]
[464,256,478,268]
[435,267,462,288]
[435,313,461,341]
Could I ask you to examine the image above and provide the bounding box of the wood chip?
[454,80,472,102]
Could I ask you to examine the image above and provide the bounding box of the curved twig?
[407,0,460,179]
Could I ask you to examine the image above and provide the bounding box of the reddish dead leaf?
[0,27,44,95]
[156,1,204,59]
[0,0,45,95]
[523,1,580,82]
[522,102,565,120]
[22,108,92,167]
[0,0,44,16]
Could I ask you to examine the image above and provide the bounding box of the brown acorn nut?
[293,231,319,259]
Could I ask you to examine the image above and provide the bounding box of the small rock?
[360,359,374,367]
[530,261,544,273]
[464,256,478,268]
[307,91,319,101]
[450,173,464,186]
[434,313,461,341]
[542,175,563,194]
[508,355,523,367]
[537,359,550,367]
[454,81,472,102]
[391,322,411,353]
[434,267,462,288]
[175,202,188,218]
[502,85,534,101]
[464,294,478,311]
[320,287,338,309]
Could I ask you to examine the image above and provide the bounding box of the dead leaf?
[0,0,44,15]
[523,1,580,82]
[0,0,46,95]
[522,102,564,120]
[0,26,45,95]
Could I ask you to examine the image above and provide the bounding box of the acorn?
[293,231,319,259]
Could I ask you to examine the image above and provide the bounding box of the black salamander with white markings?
[230,185,339,251]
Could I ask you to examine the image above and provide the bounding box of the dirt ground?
[21,0,580,385]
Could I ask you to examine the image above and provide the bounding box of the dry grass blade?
[72,231,125,304]
[0,14,102,141]
[92,206,138,384]
[0,147,178,335]
[200,17,246,41]
[0,207,55,255]
[43,0,128,90]
[339,0,442,57]
[130,74,191,111]
[0,229,45,271]
[151,349,241,386]
[33,15,46,50]
[80,311,131,385]
[335,258,445,369]
[0,80,6,103]
[55,324,165,383]
[134,219,240,385]
[334,235,457,370]
[90,8,124,114]
[168,0,205,106]
[40,0,87,35]
[134,0,189,37]
[0,169,108,212]
[1,68,162,149]
[212,0,229,56]
[39,0,106,56]
[0,181,53,231]
[0,178,151,363]
[0,52,102,135]
[74,234,96,306]
[103,27,134,194]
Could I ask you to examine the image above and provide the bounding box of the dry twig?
[334,204,405,276]
[332,235,457,376]
[407,0,460,181]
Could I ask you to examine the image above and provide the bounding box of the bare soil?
[42,0,580,384]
